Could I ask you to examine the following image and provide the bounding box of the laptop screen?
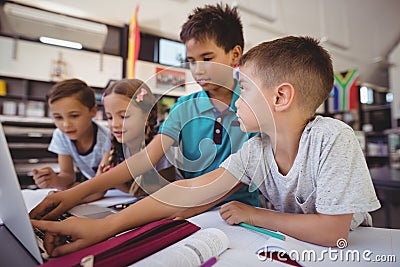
[0,123,43,264]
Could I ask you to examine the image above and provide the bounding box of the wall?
[0,36,122,87]
[389,43,400,126]
[0,36,200,96]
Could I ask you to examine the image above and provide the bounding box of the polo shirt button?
[216,117,222,123]
[215,129,221,134]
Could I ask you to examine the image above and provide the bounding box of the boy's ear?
[273,83,294,112]
[230,45,242,67]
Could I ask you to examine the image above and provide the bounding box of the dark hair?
[180,3,244,53]
[47,78,96,109]
[239,36,334,116]
[103,79,158,167]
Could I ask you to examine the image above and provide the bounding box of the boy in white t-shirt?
[32,79,110,190]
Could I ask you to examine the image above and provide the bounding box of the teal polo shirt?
[159,81,259,207]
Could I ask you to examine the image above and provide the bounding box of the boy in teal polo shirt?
[160,84,258,205]
[160,85,250,179]
[28,3,259,218]
[159,3,258,206]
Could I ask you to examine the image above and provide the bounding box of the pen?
[239,222,285,241]
[110,197,145,210]
[200,256,217,267]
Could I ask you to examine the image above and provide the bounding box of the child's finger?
[36,180,46,189]
[39,168,51,175]
[34,169,50,179]
[31,219,66,234]
[103,165,111,172]
[35,175,49,185]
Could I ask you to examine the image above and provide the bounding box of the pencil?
[238,222,285,241]
[200,256,217,267]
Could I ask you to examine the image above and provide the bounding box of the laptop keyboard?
[34,212,72,241]
[34,227,45,241]
[34,212,73,260]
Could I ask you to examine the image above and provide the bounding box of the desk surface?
[0,225,38,267]
[188,210,400,267]
[6,189,400,267]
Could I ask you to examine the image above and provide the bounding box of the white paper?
[132,228,228,267]
[21,188,54,211]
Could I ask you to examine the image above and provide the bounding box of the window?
[138,33,158,62]
[158,38,186,67]
[137,33,186,68]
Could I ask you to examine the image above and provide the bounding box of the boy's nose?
[62,120,72,128]
[193,61,206,75]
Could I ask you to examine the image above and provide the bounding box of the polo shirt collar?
[197,79,240,114]
[230,79,240,112]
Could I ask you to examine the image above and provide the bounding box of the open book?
[132,228,228,267]
[184,210,313,267]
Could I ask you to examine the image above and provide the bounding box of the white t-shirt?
[220,116,381,229]
[48,121,111,179]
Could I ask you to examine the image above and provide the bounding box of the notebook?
[0,122,116,264]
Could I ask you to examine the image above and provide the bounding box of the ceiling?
[7,0,400,88]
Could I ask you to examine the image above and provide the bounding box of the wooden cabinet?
[0,76,105,188]
[0,76,52,117]
[0,76,106,118]
[1,116,57,188]
[365,132,390,167]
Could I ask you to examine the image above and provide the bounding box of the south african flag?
[331,69,359,111]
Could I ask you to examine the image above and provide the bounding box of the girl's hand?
[31,217,111,257]
[96,163,111,175]
[32,167,57,188]
[219,201,258,225]
[29,189,80,221]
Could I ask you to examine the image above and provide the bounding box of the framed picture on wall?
[155,67,186,91]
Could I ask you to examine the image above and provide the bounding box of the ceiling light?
[39,36,83,49]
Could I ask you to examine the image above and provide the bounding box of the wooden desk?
[369,166,400,228]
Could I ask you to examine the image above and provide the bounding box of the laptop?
[0,122,117,265]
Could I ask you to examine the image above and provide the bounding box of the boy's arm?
[30,134,175,220]
[55,154,78,189]
[95,151,131,195]
[108,167,242,234]
[32,155,76,190]
[96,151,110,176]
[78,133,176,193]
[220,202,352,247]
[31,168,242,256]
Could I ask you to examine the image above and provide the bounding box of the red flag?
[127,5,140,78]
